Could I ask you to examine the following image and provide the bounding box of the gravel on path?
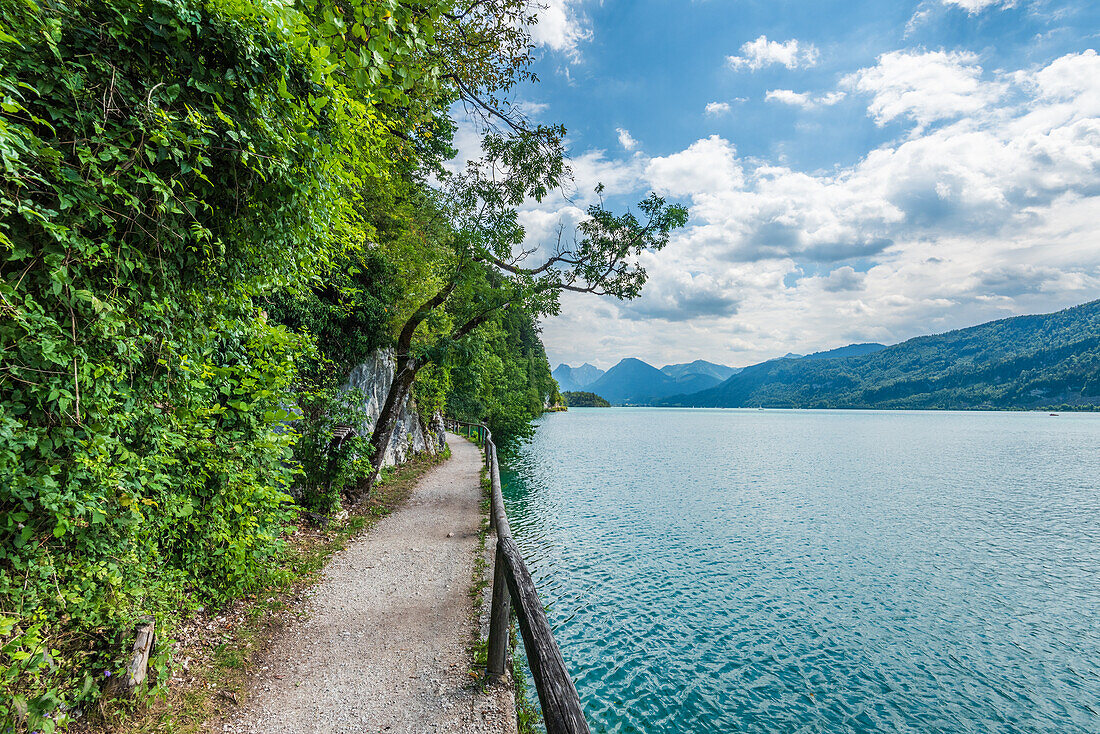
[223,434,515,734]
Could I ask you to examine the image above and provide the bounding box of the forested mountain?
[661,360,741,380]
[661,301,1100,409]
[552,362,606,391]
[587,358,723,404]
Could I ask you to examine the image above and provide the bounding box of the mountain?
[588,358,723,404]
[552,362,605,392]
[661,359,741,381]
[802,343,886,360]
[660,301,1100,410]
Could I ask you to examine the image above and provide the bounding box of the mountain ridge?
[661,359,741,381]
[551,362,606,392]
[660,300,1100,410]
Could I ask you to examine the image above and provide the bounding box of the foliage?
[0,0,383,726]
[663,300,1100,410]
[0,0,679,727]
[290,386,372,516]
[561,391,610,407]
[446,306,559,445]
[266,248,400,385]
[265,249,400,519]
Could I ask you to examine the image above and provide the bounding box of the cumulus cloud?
[514,100,550,117]
[529,0,592,61]
[766,89,846,109]
[527,50,1100,367]
[619,271,741,321]
[616,127,639,151]
[705,101,731,115]
[843,49,1005,128]
[820,266,867,292]
[727,36,819,71]
[645,135,744,197]
[766,89,812,107]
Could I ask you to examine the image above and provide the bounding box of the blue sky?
[462,0,1100,369]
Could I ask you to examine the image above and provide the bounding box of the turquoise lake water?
[499,408,1100,733]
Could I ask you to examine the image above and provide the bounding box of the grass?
[511,638,542,734]
[83,450,450,734]
[459,434,543,733]
[466,461,492,686]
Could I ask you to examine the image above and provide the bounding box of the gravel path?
[224,435,515,734]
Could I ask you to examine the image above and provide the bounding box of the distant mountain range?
[660,359,741,381]
[553,358,739,404]
[587,358,725,404]
[553,300,1100,410]
[660,300,1100,410]
[551,362,605,393]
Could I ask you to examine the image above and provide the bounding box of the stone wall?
[343,348,447,466]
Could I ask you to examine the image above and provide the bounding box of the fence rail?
[445,419,590,734]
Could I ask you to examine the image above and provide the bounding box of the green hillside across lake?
[661,300,1100,410]
[562,391,612,407]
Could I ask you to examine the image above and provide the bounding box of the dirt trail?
[224,434,514,733]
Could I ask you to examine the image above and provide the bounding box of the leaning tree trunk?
[355,354,420,502]
[349,275,505,504]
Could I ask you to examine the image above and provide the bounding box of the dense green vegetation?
[0,0,683,729]
[663,300,1100,410]
[561,391,610,407]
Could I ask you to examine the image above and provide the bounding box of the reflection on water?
[501,408,1100,733]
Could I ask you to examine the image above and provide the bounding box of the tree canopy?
[0,0,685,728]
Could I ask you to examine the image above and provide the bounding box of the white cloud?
[529,0,592,61]
[843,49,1005,128]
[514,100,550,118]
[569,148,646,201]
[727,35,819,71]
[766,89,812,107]
[705,101,732,116]
[942,0,1015,14]
[533,50,1100,368]
[765,89,846,109]
[905,5,934,36]
[645,135,744,197]
[819,266,867,293]
[1019,49,1100,106]
[616,127,639,151]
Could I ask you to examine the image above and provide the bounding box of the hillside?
[562,391,612,407]
[661,301,1100,410]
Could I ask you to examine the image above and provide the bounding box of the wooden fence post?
[487,541,512,679]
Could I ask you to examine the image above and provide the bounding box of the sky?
[459,0,1100,370]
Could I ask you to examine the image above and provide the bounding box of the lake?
[500,408,1100,733]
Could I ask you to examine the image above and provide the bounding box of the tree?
[359,132,688,497]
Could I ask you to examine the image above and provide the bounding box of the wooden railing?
[446,419,590,734]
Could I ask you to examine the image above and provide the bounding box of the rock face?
[343,348,447,467]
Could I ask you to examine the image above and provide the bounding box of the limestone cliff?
[343,348,447,466]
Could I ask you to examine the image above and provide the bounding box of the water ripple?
[502,409,1100,733]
